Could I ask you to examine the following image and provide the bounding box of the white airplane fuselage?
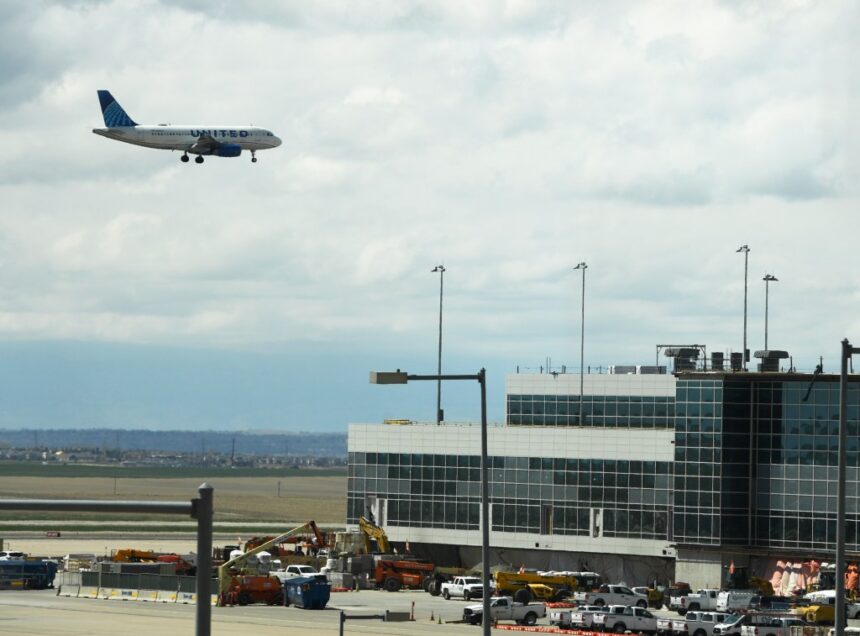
[92,125,280,154]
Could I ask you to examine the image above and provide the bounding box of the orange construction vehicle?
[374,559,435,592]
[112,549,159,563]
[156,554,196,576]
[224,575,283,606]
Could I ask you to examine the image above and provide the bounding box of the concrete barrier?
[118,589,138,601]
[58,584,80,598]
[79,586,99,599]
[156,590,177,603]
[98,587,116,600]
[139,589,159,602]
[211,594,219,606]
[176,591,196,605]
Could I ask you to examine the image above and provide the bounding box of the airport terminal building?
[347,354,859,587]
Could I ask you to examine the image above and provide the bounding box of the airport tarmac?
[0,588,504,635]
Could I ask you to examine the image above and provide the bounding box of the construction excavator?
[218,521,320,606]
[358,516,392,554]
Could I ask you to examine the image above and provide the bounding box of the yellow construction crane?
[358,516,392,554]
[217,521,316,604]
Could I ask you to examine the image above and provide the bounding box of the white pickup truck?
[677,611,735,636]
[739,616,806,636]
[672,589,721,615]
[462,596,546,626]
[549,604,604,629]
[269,564,319,583]
[594,605,659,634]
[574,584,649,608]
[441,576,487,600]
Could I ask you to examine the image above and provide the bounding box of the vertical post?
[479,368,491,636]
[196,482,213,636]
[738,245,749,370]
[574,262,587,422]
[437,266,444,424]
[836,340,849,636]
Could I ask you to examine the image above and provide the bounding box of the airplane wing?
[188,134,221,154]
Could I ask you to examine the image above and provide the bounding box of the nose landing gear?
[251,150,258,163]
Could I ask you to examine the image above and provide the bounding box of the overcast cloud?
[0,0,857,430]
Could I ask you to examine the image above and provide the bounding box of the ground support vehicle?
[678,611,735,636]
[462,596,546,626]
[674,589,721,615]
[739,615,806,636]
[594,605,659,634]
[441,576,488,600]
[224,575,284,606]
[374,558,435,592]
[574,583,650,608]
[0,560,57,589]
[798,590,860,621]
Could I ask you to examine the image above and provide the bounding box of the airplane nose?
[273,136,282,147]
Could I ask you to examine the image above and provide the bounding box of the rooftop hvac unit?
[754,350,789,373]
[637,365,667,375]
[730,352,743,371]
[609,365,637,375]
[711,352,725,371]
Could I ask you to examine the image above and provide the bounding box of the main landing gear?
[180,153,189,163]
[195,155,204,164]
[251,150,258,163]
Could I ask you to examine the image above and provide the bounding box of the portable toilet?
[283,574,331,609]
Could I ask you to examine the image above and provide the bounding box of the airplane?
[92,90,281,164]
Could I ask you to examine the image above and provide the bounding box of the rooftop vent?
[711,352,725,371]
[754,350,789,372]
[664,347,700,372]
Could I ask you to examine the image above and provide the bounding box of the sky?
[0,0,858,432]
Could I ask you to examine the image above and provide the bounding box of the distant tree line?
[0,428,346,458]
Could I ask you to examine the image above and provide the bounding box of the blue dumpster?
[283,575,331,609]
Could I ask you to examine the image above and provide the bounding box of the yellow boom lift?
[217,521,317,605]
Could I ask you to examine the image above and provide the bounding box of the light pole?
[432,265,446,424]
[573,262,587,422]
[370,368,490,636]
[737,245,750,369]
[762,274,778,350]
[837,339,860,636]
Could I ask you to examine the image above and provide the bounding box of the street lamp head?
[574,262,588,270]
[737,245,750,253]
[763,274,778,282]
[432,265,446,273]
[369,370,409,385]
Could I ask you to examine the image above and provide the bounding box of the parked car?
[594,605,659,634]
[678,611,735,636]
[739,615,806,636]
[462,596,546,626]
[713,614,750,636]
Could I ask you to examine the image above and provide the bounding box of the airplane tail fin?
[97,90,138,127]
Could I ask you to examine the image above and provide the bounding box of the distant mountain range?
[0,428,346,458]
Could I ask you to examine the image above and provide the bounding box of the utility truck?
[574,583,649,608]
[462,596,546,626]
[550,604,604,629]
[678,611,735,636]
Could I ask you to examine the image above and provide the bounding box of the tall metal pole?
[479,368,491,636]
[574,262,587,422]
[763,274,777,350]
[196,482,213,636]
[836,339,854,636]
[432,265,446,425]
[737,246,749,369]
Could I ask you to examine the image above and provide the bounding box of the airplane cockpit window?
[266,131,273,136]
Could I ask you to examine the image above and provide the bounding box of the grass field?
[0,464,347,525]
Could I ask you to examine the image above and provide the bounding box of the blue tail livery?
[97,90,138,127]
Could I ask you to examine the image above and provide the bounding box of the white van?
[0,550,25,560]
[716,590,756,612]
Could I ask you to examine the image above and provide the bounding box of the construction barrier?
[177,591,196,605]
[118,589,139,601]
[139,589,159,602]
[58,584,80,598]
[495,626,602,635]
[79,586,99,599]
[156,590,178,603]
[98,587,117,600]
